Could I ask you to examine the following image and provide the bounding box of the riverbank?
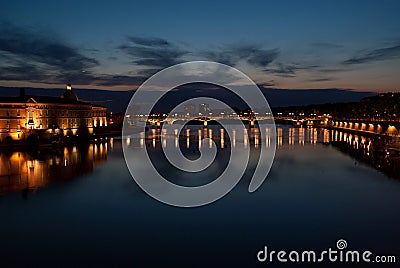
[0,125,121,151]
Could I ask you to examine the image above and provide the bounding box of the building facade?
[0,85,107,142]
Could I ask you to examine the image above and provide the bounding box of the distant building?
[0,84,107,143]
[184,103,196,117]
[198,103,210,116]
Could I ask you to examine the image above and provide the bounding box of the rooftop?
[0,95,92,105]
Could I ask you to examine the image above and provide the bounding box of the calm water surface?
[0,126,399,267]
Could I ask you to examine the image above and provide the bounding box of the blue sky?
[0,0,399,91]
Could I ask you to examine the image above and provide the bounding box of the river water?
[0,126,399,267]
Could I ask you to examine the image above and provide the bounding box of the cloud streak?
[118,36,187,69]
[311,42,343,49]
[309,77,336,82]
[0,22,106,85]
[0,22,150,87]
[0,62,51,82]
[264,63,319,77]
[0,22,98,72]
[5,22,390,89]
[201,44,279,67]
[127,36,171,47]
[118,37,280,80]
[343,44,400,64]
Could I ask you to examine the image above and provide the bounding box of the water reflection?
[3,125,398,197]
[125,125,329,149]
[0,143,108,196]
[124,125,400,181]
[1,126,399,266]
[330,129,400,180]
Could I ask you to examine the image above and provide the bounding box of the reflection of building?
[184,104,196,117]
[0,143,107,195]
[199,103,210,116]
[0,85,107,142]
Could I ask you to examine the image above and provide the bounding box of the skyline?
[0,1,400,91]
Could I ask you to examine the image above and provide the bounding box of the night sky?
[0,0,399,91]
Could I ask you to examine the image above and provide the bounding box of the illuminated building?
[0,85,107,142]
[184,103,196,117]
[198,103,210,115]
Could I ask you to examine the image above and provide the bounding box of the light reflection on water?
[127,125,332,149]
[0,144,107,195]
[1,125,398,196]
[0,125,399,267]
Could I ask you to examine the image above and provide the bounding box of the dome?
[62,84,78,101]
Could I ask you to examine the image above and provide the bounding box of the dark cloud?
[54,71,96,85]
[0,62,51,82]
[119,36,187,69]
[259,81,275,87]
[0,22,98,72]
[265,63,298,75]
[136,68,162,77]
[1,23,326,88]
[247,48,279,67]
[127,36,171,47]
[311,42,343,49]
[316,68,349,73]
[343,44,400,64]
[0,22,149,87]
[265,63,319,77]
[309,77,336,82]
[54,72,145,87]
[201,44,279,67]
[119,40,279,79]
[0,22,106,86]
[95,75,146,87]
[200,50,236,66]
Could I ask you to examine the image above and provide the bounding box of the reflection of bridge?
[125,126,328,150]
